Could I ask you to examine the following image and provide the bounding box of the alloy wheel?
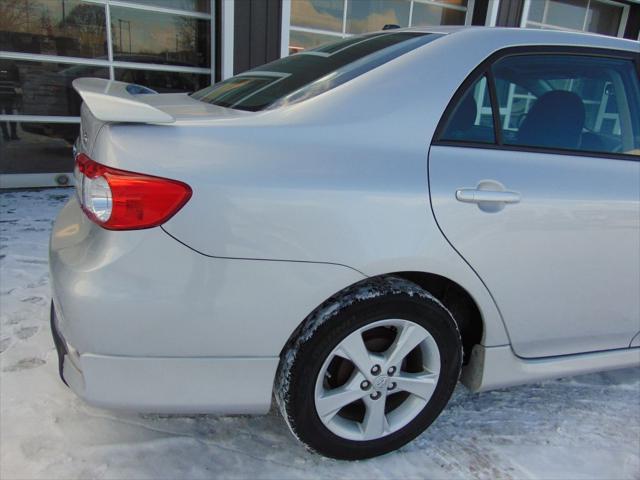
[313,319,441,441]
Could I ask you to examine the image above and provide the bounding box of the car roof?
[386,26,639,53]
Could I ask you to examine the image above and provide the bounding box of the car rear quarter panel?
[91,31,531,347]
[49,198,365,357]
[91,30,633,349]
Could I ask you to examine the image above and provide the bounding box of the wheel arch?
[279,271,486,366]
[391,271,483,365]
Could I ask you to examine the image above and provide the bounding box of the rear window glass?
[191,32,442,111]
[440,75,496,144]
[492,54,640,155]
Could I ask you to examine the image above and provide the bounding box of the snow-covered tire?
[275,276,462,460]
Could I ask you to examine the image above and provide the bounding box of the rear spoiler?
[72,78,175,124]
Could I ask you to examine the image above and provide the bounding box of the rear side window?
[440,75,495,144]
[191,32,442,111]
[437,51,640,157]
[493,55,640,155]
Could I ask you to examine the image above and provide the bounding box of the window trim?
[432,45,640,162]
[486,69,503,146]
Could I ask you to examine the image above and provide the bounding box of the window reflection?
[525,0,623,36]
[0,60,109,117]
[346,0,410,34]
[289,0,470,54]
[527,0,546,21]
[1,122,77,174]
[529,0,587,30]
[411,3,466,26]
[289,30,341,54]
[431,0,468,5]
[585,1,622,35]
[290,0,345,32]
[115,68,209,93]
[0,0,107,58]
[110,7,210,68]
[122,0,210,14]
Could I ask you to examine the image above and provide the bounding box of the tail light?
[75,153,192,230]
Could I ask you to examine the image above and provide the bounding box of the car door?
[428,47,640,358]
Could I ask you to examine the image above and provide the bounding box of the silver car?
[49,27,640,459]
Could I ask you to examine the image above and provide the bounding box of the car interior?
[441,55,640,156]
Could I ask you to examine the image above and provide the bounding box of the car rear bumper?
[51,300,279,413]
[49,197,364,413]
[50,300,87,396]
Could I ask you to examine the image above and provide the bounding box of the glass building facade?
[1,0,638,188]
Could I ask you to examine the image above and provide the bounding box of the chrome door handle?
[455,189,521,204]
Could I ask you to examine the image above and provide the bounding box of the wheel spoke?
[314,319,441,442]
[316,376,367,421]
[394,371,438,400]
[361,394,390,440]
[386,323,429,368]
[335,331,375,378]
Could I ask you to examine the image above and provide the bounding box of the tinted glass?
[1,122,76,174]
[196,76,276,106]
[193,32,441,111]
[121,0,210,13]
[492,54,640,155]
[346,0,410,34]
[290,0,345,32]
[115,68,209,93]
[440,75,495,144]
[411,2,467,26]
[432,0,468,5]
[110,6,210,68]
[0,60,109,117]
[0,0,107,58]
[587,1,623,35]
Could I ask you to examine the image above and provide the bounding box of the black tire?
[275,276,462,460]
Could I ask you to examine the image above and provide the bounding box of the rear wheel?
[275,277,462,460]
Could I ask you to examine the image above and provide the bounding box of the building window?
[109,6,211,68]
[0,0,214,181]
[287,0,472,54]
[521,0,629,37]
[0,0,108,58]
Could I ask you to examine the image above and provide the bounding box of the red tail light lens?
[75,153,192,230]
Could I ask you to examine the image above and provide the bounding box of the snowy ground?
[1,189,639,480]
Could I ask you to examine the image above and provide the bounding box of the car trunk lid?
[73,77,175,123]
[73,77,249,125]
[74,77,250,158]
